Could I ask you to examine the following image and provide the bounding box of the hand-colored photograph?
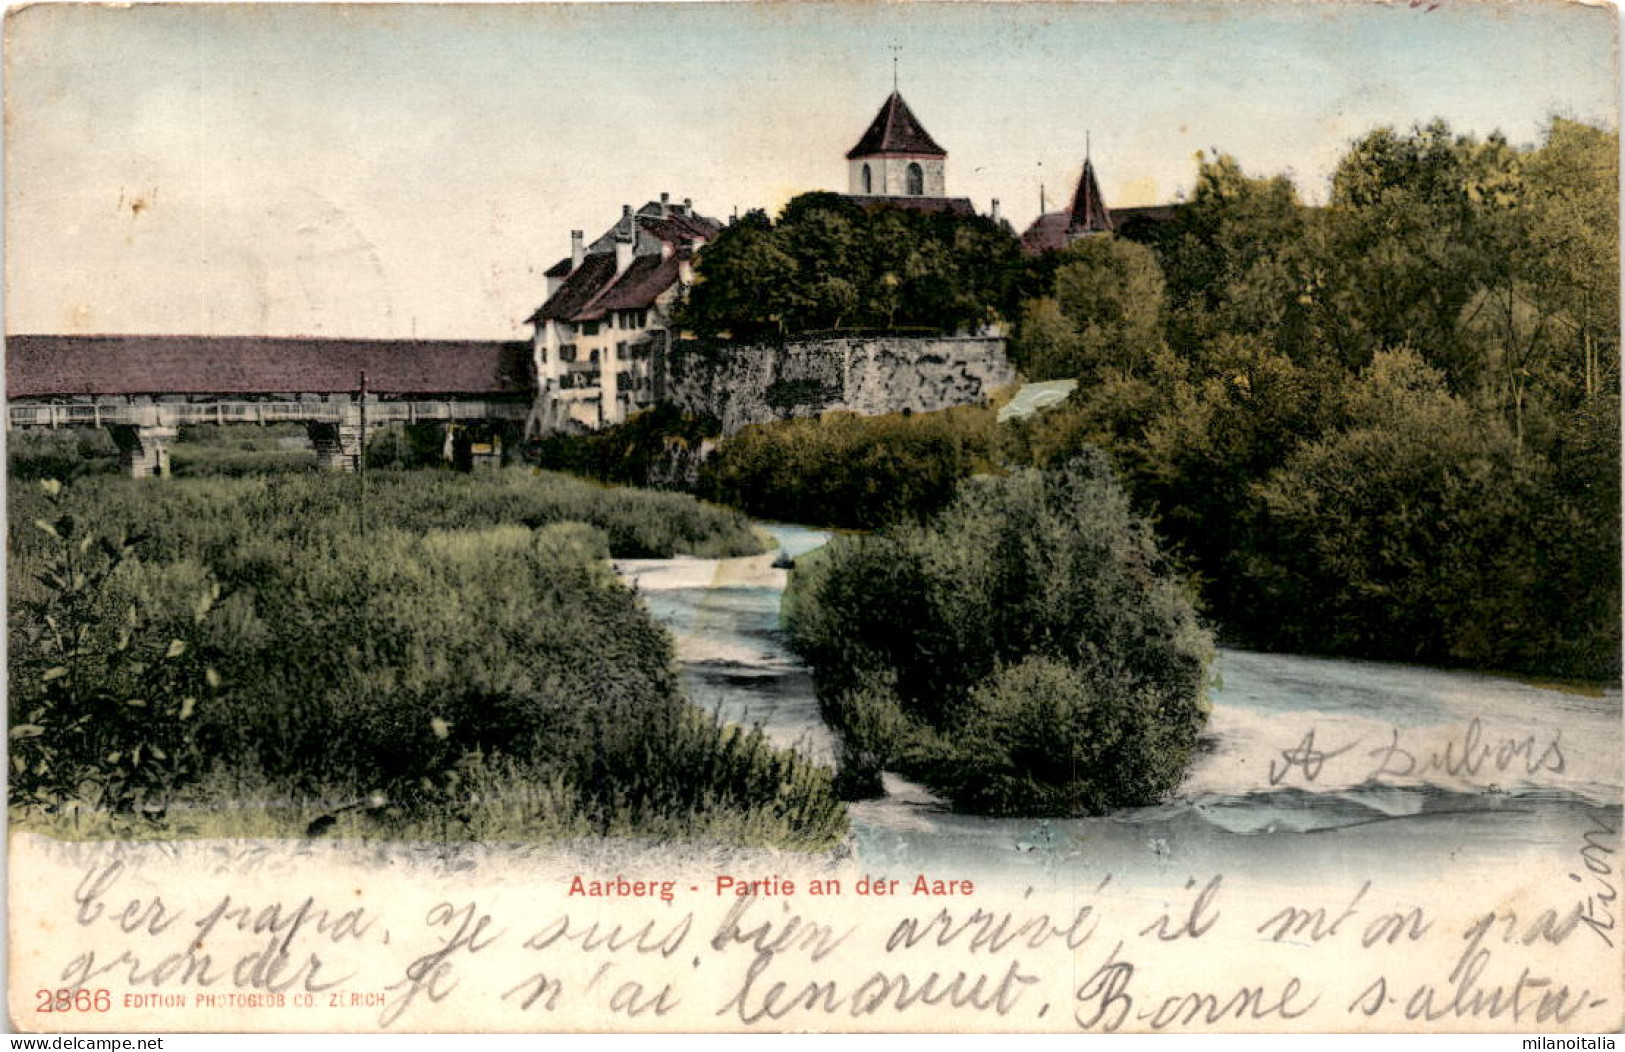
[5,0,1620,1035]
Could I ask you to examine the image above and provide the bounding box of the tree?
[1310,120,1520,384]
[674,210,796,340]
[677,193,1024,339]
[1519,118,1619,399]
[1013,234,1168,380]
[1239,350,1589,672]
[1158,152,1312,361]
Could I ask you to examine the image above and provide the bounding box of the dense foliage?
[676,192,1028,339]
[1011,235,1169,381]
[526,404,722,490]
[167,423,320,477]
[8,469,767,570]
[8,469,842,845]
[784,453,1212,813]
[700,406,1000,529]
[7,429,120,481]
[1015,118,1620,680]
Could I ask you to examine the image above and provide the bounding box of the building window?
[907,162,924,196]
[581,320,600,336]
[862,164,872,194]
[589,349,600,363]
[538,347,548,364]
[559,344,577,363]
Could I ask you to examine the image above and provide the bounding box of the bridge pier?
[307,419,363,472]
[108,425,175,478]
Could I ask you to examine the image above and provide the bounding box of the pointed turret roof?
[846,92,947,159]
[1067,158,1114,235]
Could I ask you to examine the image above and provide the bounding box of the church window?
[862,164,872,194]
[906,163,924,196]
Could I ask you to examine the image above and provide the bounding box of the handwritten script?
[9,824,1620,1033]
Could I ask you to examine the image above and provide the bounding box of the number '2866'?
[35,988,112,1012]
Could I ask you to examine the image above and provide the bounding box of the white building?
[528,194,721,430]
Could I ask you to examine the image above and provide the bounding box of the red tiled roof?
[1020,204,1184,255]
[846,195,976,217]
[535,252,619,323]
[639,212,722,245]
[534,251,680,323]
[846,92,947,159]
[588,254,681,313]
[1020,211,1071,255]
[533,201,719,325]
[6,335,533,398]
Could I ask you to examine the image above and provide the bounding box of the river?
[617,524,1622,890]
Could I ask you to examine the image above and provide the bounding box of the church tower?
[846,92,948,198]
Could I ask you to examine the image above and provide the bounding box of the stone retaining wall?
[657,335,1014,433]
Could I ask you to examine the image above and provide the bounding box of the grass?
[8,465,833,849]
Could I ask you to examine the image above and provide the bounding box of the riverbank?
[620,523,1621,885]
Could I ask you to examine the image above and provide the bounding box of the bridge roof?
[6,335,534,398]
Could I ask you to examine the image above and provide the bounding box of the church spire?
[1067,157,1113,235]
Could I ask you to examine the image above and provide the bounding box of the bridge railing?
[8,400,532,431]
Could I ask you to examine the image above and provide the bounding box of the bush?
[8,473,836,847]
[170,446,318,477]
[8,481,222,816]
[7,430,119,481]
[785,451,1213,814]
[7,469,769,575]
[364,424,453,470]
[701,405,1000,528]
[526,404,721,490]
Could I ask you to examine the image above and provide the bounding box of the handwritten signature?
[1268,718,1565,788]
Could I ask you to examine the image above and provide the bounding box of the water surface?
[618,524,1622,888]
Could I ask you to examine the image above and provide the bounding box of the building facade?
[528,194,721,430]
[526,91,1010,433]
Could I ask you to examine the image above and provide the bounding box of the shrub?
[7,469,769,572]
[8,473,838,847]
[701,405,1000,528]
[8,482,222,816]
[525,404,721,490]
[363,424,452,470]
[786,451,1212,814]
[7,430,119,481]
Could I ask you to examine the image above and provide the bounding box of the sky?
[4,1,1617,340]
